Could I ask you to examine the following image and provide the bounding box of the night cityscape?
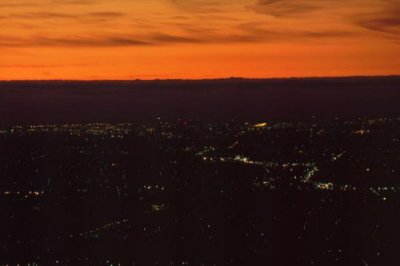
[1,116,400,265]
[1,0,400,263]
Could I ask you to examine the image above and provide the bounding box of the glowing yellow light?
[254,123,268,128]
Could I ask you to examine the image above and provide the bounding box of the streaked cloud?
[0,35,151,48]
[250,0,319,17]
[0,28,358,48]
[1,11,125,20]
[355,3,400,35]
[1,0,399,79]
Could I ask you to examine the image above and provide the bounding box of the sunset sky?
[0,0,399,80]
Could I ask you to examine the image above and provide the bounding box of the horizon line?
[1,74,399,82]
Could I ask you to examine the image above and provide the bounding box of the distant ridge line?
[0,75,399,83]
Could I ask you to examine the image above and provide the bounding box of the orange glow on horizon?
[0,0,399,80]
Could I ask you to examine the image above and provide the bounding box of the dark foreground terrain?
[1,77,400,265]
[1,117,400,265]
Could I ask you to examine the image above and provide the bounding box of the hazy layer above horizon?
[0,76,399,125]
